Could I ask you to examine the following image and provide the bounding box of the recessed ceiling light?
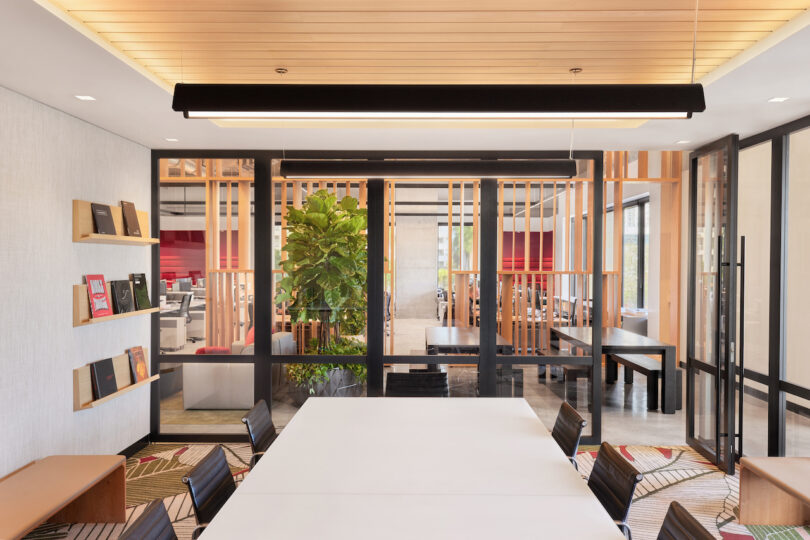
[74,95,96,101]
[165,138,179,142]
[675,140,691,144]
[768,97,790,103]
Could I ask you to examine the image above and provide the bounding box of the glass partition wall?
[698,115,810,460]
[382,180,481,397]
[269,179,368,427]
[154,155,258,437]
[785,127,810,456]
[150,151,607,442]
[494,163,601,438]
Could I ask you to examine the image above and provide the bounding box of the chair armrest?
[249,451,265,470]
[192,524,209,539]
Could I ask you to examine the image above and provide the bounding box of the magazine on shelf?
[121,201,142,237]
[90,203,116,235]
[110,280,134,314]
[85,274,113,318]
[90,358,118,399]
[131,273,151,310]
[128,346,149,383]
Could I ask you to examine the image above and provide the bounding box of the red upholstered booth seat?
[195,346,230,355]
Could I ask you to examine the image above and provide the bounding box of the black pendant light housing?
[172,83,705,120]
[279,159,577,179]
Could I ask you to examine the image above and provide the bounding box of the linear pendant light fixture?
[279,159,577,179]
[172,83,705,121]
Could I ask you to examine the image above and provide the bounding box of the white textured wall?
[0,86,151,477]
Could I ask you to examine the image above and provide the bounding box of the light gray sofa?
[182,332,295,410]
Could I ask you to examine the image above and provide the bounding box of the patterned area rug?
[24,443,810,540]
[577,445,810,540]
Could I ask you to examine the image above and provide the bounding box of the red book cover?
[86,274,113,318]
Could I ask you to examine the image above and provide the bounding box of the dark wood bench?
[607,353,682,411]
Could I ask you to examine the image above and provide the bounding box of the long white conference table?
[201,398,625,539]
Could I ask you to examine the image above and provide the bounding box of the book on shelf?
[90,358,118,399]
[121,201,142,237]
[128,346,149,383]
[90,203,116,235]
[131,273,151,310]
[85,274,113,318]
[110,280,134,314]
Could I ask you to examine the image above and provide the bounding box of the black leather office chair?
[182,446,236,539]
[162,293,192,322]
[657,501,714,540]
[119,499,177,540]
[241,399,278,469]
[587,442,643,540]
[551,402,587,470]
[386,372,449,397]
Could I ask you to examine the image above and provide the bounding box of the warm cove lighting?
[172,83,705,121]
[279,159,578,179]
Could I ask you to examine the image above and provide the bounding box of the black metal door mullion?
[367,179,385,397]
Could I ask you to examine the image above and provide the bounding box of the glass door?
[687,135,739,474]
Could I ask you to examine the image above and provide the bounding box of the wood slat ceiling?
[49,0,810,85]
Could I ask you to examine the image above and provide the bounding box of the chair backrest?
[587,442,643,523]
[386,372,449,397]
[178,293,192,321]
[622,315,648,337]
[119,499,177,540]
[657,501,715,540]
[551,402,587,461]
[242,399,276,455]
[182,446,236,525]
[569,297,578,322]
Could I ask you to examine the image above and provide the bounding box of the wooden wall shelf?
[77,233,159,246]
[73,283,157,327]
[73,349,157,411]
[73,200,157,246]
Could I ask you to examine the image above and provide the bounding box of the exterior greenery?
[274,189,368,392]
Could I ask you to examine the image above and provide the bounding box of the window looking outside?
[621,198,650,309]
[437,225,474,289]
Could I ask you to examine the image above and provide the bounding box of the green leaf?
[304,212,329,229]
[340,196,358,211]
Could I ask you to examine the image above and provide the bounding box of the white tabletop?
[201,398,624,539]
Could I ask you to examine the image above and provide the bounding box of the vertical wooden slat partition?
[495,168,600,356]
[493,151,683,358]
[603,150,684,358]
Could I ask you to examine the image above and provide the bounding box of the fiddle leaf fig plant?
[275,189,368,353]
